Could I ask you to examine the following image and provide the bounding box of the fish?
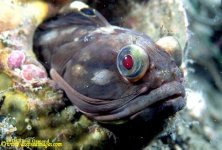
[33,1,185,122]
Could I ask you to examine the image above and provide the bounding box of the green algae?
[0,72,109,148]
[1,91,29,133]
[0,72,12,91]
[74,126,109,150]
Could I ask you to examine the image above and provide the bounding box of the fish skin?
[33,2,185,122]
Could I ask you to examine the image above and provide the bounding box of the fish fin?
[38,1,109,30]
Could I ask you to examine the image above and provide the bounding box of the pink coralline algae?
[7,50,25,69]
[21,64,47,82]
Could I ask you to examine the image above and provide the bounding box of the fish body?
[33,2,185,122]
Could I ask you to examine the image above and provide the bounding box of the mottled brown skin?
[33,4,185,122]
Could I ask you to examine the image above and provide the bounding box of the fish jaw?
[50,68,185,122]
[93,81,185,122]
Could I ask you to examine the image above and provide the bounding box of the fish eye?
[117,45,149,82]
[80,8,96,17]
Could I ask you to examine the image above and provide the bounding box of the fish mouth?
[94,81,185,122]
[51,68,184,122]
[130,92,185,121]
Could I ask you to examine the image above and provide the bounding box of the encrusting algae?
[0,0,110,149]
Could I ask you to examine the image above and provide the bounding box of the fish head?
[33,2,185,122]
[49,27,185,122]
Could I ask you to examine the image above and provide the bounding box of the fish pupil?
[80,8,95,16]
[122,55,133,70]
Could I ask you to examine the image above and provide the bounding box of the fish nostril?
[172,67,183,80]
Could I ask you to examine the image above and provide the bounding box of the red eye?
[122,54,134,70]
[117,45,149,82]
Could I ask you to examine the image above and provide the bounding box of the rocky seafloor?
[0,0,222,150]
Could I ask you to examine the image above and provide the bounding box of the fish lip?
[128,81,185,120]
[94,81,185,122]
[149,88,185,104]
[147,80,185,102]
[129,80,185,110]
[130,95,185,121]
